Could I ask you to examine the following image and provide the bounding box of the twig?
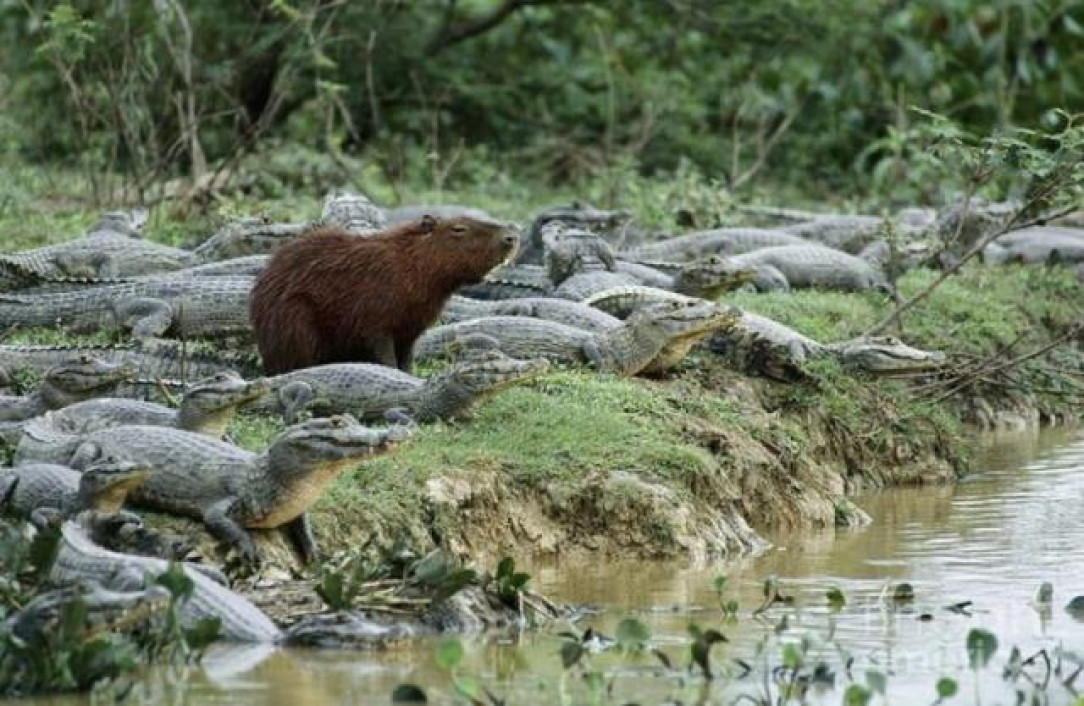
[865,201,1082,336]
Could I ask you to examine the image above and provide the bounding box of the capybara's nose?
[502,232,519,247]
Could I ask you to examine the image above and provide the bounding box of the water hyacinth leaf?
[689,627,727,679]
[843,684,872,706]
[966,628,998,670]
[935,677,958,699]
[1034,581,1054,605]
[866,669,886,695]
[615,618,651,651]
[316,571,346,610]
[1066,596,1084,620]
[155,562,195,603]
[782,643,802,670]
[391,684,428,703]
[652,648,673,670]
[496,556,514,579]
[583,671,605,693]
[713,576,728,593]
[435,638,464,672]
[827,586,846,610]
[454,675,482,702]
[184,617,222,652]
[560,640,584,669]
[892,583,915,602]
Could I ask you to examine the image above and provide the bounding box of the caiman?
[583,286,946,381]
[416,299,740,377]
[516,202,633,265]
[68,415,414,565]
[0,355,137,430]
[0,582,173,648]
[0,211,194,291]
[620,227,813,262]
[248,348,550,424]
[441,295,623,333]
[191,191,385,261]
[0,456,150,527]
[14,371,270,465]
[0,276,254,340]
[51,520,282,642]
[319,189,387,234]
[729,245,892,293]
[0,339,262,388]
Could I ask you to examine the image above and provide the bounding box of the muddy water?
[29,427,1084,705]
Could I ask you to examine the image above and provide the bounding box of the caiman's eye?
[451,224,469,235]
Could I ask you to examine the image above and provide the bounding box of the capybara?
[249,215,518,374]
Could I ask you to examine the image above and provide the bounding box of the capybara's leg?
[369,336,399,369]
[259,300,321,374]
[394,338,415,373]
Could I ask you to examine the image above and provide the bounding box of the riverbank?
[1,163,1082,570]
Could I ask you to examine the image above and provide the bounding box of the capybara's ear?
[420,214,436,233]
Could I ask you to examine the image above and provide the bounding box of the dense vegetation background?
[1,0,1082,209]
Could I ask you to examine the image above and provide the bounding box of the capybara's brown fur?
[249,215,517,374]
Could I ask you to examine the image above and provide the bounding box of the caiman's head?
[5,583,172,644]
[440,349,551,397]
[178,371,272,436]
[320,190,385,234]
[520,203,633,264]
[41,355,138,406]
[542,223,618,283]
[78,456,153,514]
[834,336,947,377]
[269,414,414,471]
[629,298,742,342]
[672,255,759,299]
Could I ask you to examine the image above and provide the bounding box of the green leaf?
[454,674,482,701]
[316,571,346,610]
[155,562,195,603]
[391,684,428,703]
[614,618,650,651]
[434,638,463,672]
[782,643,802,670]
[496,556,514,579]
[892,583,915,602]
[712,575,728,593]
[843,684,872,706]
[827,586,846,610]
[935,676,958,699]
[866,669,886,695]
[965,628,998,670]
[183,618,222,652]
[583,671,605,693]
[560,640,584,670]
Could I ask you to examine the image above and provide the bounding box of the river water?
[22,427,1084,705]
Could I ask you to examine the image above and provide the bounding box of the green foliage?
[3,1,1083,198]
[490,557,532,608]
[935,676,959,701]
[966,628,999,670]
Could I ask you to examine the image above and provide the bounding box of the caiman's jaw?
[184,371,273,413]
[636,300,742,339]
[80,459,153,513]
[837,337,947,376]
[49,356,138,394]
[675,257,759,298]
[449,351,551,393]
[280,415,415,463]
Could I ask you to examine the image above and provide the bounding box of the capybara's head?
[404,214,520,285]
